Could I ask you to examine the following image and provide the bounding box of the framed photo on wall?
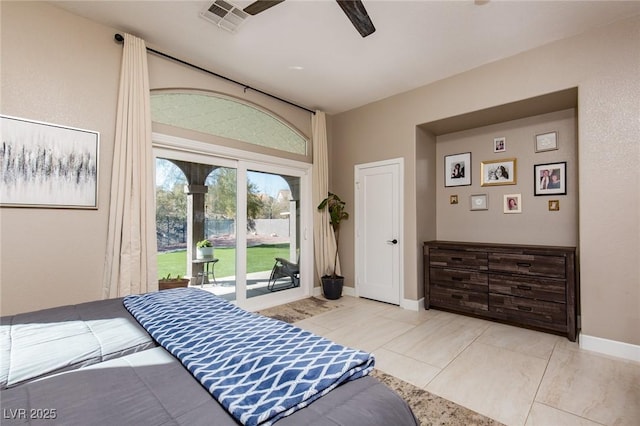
[493,137,506,153]
[535,131,558,152]
[504,193,522,214]
[534,161,567,196]
[470,194,488,211]
[444,152,471,187]
[0,115,99,209]
[480,158,517,186]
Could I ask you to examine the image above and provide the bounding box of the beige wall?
[331,16,639,346]
[435,108,578,246]
[0,1,311,315]
[415,126,437,300]
[1,2,121,314]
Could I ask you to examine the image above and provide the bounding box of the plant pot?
[158,278,190,291]
[321,276,344,300]
[196,246,214,259]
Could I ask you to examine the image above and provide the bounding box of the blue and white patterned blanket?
[123,288,374,426]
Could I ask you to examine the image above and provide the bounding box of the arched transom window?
[150,92,308,155]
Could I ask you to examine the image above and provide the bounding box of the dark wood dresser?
[424,241,578,341]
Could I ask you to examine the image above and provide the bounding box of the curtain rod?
[114,33,315,115]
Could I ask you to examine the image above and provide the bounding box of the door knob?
[387,239,398,244]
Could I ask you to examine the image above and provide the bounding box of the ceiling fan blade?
[336,0,376,38]
[243,0,285,16]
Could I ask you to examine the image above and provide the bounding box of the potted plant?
[317,192,349,300]
[158,273,190,291]
[196,239,214,259]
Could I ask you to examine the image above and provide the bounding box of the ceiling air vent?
[200,0,248,33]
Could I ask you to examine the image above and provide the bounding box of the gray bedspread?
[1,347,418,425]
[0,297,418,425]
[0,298,156,389]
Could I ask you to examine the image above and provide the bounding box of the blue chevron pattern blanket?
[123,288,374,426]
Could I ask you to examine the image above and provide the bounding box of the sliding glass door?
[155,154,238,301]
[154,146,311,310]
[245,170,301,300]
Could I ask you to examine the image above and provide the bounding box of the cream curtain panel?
[103,33,157,298]
[312,111,340,280]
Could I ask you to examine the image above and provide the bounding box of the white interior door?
[355,158,403,305]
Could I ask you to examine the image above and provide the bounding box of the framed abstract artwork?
[0,115,99,209]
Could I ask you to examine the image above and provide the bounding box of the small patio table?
[192,258,219,287]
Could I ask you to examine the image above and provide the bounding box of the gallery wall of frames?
[434,106,578,247]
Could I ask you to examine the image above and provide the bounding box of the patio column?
[185,184,208,283]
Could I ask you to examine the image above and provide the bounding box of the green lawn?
[157,243,291,279]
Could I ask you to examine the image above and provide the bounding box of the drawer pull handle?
[452,277,463,281]
[516,285,532,291]
[517,262,532,268]
[451,294,463,300]
[517,305,533,312]
[452,257,463,261]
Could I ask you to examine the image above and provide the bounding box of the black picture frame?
[534,161,567,196]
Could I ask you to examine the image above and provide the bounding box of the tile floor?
[294,296,640,426]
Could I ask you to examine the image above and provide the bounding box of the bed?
[0,297,156,390]
[1,288,417,425]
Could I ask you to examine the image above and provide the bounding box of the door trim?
[354,157,404,305]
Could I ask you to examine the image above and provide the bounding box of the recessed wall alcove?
[417,87,579,247]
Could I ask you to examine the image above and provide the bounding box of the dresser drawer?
[424,241,577,341]
[431,268,488,293]
[489,294,566,332]
[489,275,566,303]
[431,286,488,313]
[488,253,565,278]
[430,249,488,271]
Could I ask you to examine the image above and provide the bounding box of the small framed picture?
[535,131,558,152]
[470,194,488,211]
[450,195,459,205]
[534,162,567,196]
[493,137,506,153]
[444,152,471,187]
[504,194,522,214]
[549,200,560,211]
[480,158,517,186]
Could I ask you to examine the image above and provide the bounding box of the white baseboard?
[313,286,422,312]
[400,297,424,311]
[580,333,640,362]
[342,286,356,297]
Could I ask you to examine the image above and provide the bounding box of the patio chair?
[267,257,300,291]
